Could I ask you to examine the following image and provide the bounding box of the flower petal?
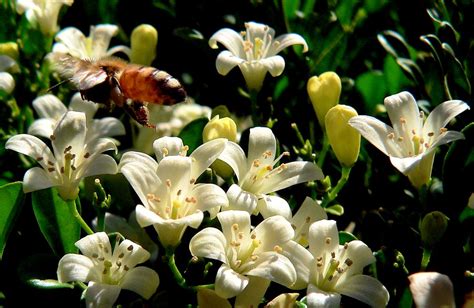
[248,127,276,165]
[225,184,258,213]
[234,276,271,308]
[189,227,227,263]
[113,239,150,267]
[260,161,323,194]
[197,289,232,308]
[135,204,166,227]
[217,210,251,244]
[0,55,17,71]
[337,274,390,307]
[75,232,111,258]
[79,154,118,178]
[120,266,159,300]
[257,195,292,220]
[155,156,192,194]
[52,111,87,163]
[291,197,327,246]
[408,272,455,308]
[253,215,294,252]
[218,142,247,182]
[429,130,466,150]
[23,167,54,193]
[32,94,67,119]
[85,281,121,308]
[90,24,119,59]
[84,137,118,156]
[271,33,308,54]
[259,55,285,77]
[215,50,245,76]
[389,155,422,174]
[308,220,339,262]
[281,240,313,290]
[153,136,184,162]
[341,240,376,278]
[209,28,245,58]
[423,100,469,137]
[27,118,56,138]
[57,254,97,283]
[307,284,341,308]
[215,264,249,299]
[53,27,87,58]
[190,138,227,179]
[192,183,228,212]
[0,72,15,94]
[348,115,402,157]
[88,117,126,140]
[69,92,98,119]
[243,251,296,287]
[5,134,55,168]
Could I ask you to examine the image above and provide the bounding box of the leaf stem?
[421,247,431,270]
[321,166,351,208]
[68,198,94,235]
[317,134,330,168]
[166,248,187,288]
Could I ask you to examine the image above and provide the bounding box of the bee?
[49,53,187,127]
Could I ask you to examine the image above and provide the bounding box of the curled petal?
[259,55,285,77]
[389,155,422,174]
[217,210,251,243]
[281,241,313,290]
[215,50,245,76]
[209,28,245,57]
[75,232,112,258]
[189,227,227,263]
[190,138,227,179]
[120,266,159,300]
[85,281,121,308]
[23,167,54,193]
[291,197,327,246]
[423,100,469,136]
[218,142,247,182]
[307,284,341,308]
[429,130,466,150]
[257,195,292,219]
[32,94,67,119]
[88,118,126,140]
[90,24,119,59]
[271,33,308,54]
[135,204,166,227]
[247,127,276,165]
[53,27,88,58]
[0,72,15,94]
[153,136,184,162]
[192,183,228,212]
[342,240,376,277]
[384,91,422,142]
[243,251,296,287]
[337,275,390,307]
[27,118,55,138]
[234,276,271,308]
[308,220,339,262]
[57,254,97,283]
[69,93,98,119]
[52,111,87,162]
[114,239,150,267]
[215,264,249,299]
[253,215,294,252]
[5,134,55,168]
[408,272,455,308]
[225,184,258,214]
[79,154,118,178]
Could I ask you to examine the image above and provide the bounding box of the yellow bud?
[203,116,237,143]
[420,211,448,248]
[307,72,341,129]
[131,24,158,66]
[0,42,19,61]
[325,105,360,167]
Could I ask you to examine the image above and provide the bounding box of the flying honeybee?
[49,53,187,127]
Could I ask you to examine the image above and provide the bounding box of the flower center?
[292,216,312,246]
[241,23,277,61]
[228,223,261,270]
[314,238,353,291]
[241,151,289,193]
[91,240,136,285]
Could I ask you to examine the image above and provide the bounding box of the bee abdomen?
[119,66,186,105]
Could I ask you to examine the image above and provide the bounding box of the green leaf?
[32,188,81,255]
[377,30,411,59]
[383,55,411,93]
[18,253,74,289]
[0,182,24,259]
[178,117,209,154]
[459,206,474,223]
[325,204,345,216]
[355,70,386,112]
[339,231,358,244]
[397,287,413,308]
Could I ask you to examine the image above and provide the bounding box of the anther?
[331,252,336,258]
[84,152,90,158]
[50,135,56,140]
[64,145,72,154]
[427,132,434,137]
[397,137,404,142]
[60,167,65,174]
[400,117,406,124]
[124,265,129,271]
[325,237,331,245]
[48,167,55,172]
[344,258,353,266]
[273,245,283,253]
[189,178,196,184]
[118,252,124,258]
[387,133,395,139]
[36,156,43,161]
[251,234,257,239]
[439,128,448,133]
[48,161,54,166]
[127,245,134,251]
[92,253,98,258]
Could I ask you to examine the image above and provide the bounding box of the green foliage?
[0,182,24,259]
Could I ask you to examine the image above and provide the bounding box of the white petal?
[70,92,98,119]
[215,264,249,299]
[209,28,245,58]
[88,118,126,140]
[281,241,313,290]
[113,239,150,267]
[135,204,166,227]
[243,251,296,287]
[106,45,131,57]
[75,232,111,258]
[192,183,228,212]
[52,111,87,162]
[215,50,245,76]
[341,240,376,278]
[84,137,118,155]
[291,197,327,246]
[197,289,232,308]
[27,118,55,138]
[270,33,308,55]
[337,275,390,307]
[190,138,227,179]
[5,134,55,166]
[0,55,17,71]
[23,167,54,193]
[429,130,466,150]
[308,220,339,261]
[155,156,192,194]
[85,281,121,308]
[248,127,276,165]
[423,100,469,137]
[57,254,97,283]
[225,184,258,213]
[408,272,455,308]
[0,72,15,94]
[389,155,422,174]
[120,266,159,299]
[90,24,119,59]
[253,215,294,252]
[349,115,403,157]
[234,276,271,308]
[153,219,196,248]
[218,142,247,182]
[189,227,227,263]
[152,136,184,162]
[259,55,285,77]
[257,195,292,219]
[32,94,67,119]
[54,27,87,58]
[307,284,341,308]
[80,155,118,178]
[260,161,324,194]
[217,210,251,244]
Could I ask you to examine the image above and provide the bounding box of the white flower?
[57,232,159,308]
[119,137,228,248]
[290,197,327,247]
[16,0,73,36]
[218,127,324,218]
[189,210,297,306]
[349,91,469,188]
[5,111,118,200]
[52,24,131,59]
[302,220,389,307]
[134,101,211,154]
[0,55,18,94]
[28,93,125,143]
[408,272,455,308]
[209,21,308,91]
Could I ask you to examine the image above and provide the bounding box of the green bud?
[131,24,158,66]
[0,42,19,61]
[307,72,341,129]
[325,105,360,167]
[420,211,449,247]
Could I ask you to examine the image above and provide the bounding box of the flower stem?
[166,248,187,288]
[317,134,330,168]
[421,247,432,270]
[249,90,261,126]
[68,198,94,235]
[321,166,351,208]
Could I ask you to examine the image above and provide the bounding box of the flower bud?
[325,105,360,167]
[203,115,237,143]
[0,42,19,61]
[131,24,158,66]
[307,72,341,129]
[420,211,448,247]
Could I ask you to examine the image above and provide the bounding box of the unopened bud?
[0,42,19,61]
[131,24,158,65]
[420,211,449,247]
[325,105,360,167]
[307,72,341,129]
[203,115,237,143]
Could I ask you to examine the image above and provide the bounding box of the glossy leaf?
[325,204,345,216]
[0,182,24,259]
[178,117,209,154]
[355,70,386,112]
[339,231,358,244]
[18,253,74,289]
[32,188,81,255]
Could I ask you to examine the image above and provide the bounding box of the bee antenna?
[44,78,70,93]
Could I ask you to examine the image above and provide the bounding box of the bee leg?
[123,99,155,128]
